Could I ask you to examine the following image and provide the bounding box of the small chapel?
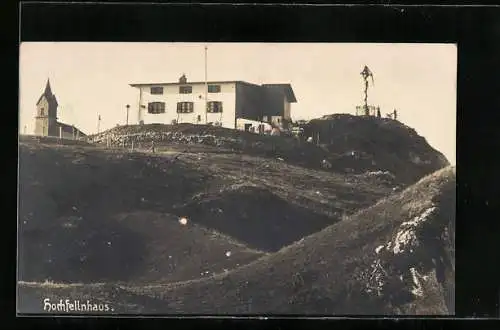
[34,79,87,139]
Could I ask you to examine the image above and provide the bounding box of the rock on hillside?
[302,114,450,184]
[130,166,455,315]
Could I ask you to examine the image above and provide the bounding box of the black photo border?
[6,1,500,329]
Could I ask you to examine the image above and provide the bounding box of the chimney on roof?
[179,74,187,84]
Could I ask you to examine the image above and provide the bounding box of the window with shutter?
[177,102,194,113]
[207,101,223,113]
[148,102,166,114]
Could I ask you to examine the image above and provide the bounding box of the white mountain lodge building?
[129,75,297,133]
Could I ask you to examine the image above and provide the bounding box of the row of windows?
[150,85,221,95]
[147,101,223,114]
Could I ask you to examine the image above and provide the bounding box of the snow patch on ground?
[365,170,395,179]
[409,267,425,297]
[365,259,388,296]
[365,206,439,298]
[393,207,436,255]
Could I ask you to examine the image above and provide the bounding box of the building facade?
[33,79,87,139]
[129,76,297,131]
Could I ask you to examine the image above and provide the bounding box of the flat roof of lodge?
[129,81,297,102]
[130,80,258,87]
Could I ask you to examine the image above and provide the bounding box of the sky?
[19,42,456,164]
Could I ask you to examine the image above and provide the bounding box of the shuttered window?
[148,102,166,114]
[177,102,194,113]
[207,101,223,113]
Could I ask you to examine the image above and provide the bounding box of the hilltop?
[302,114,450,183]
[89,114,449,185]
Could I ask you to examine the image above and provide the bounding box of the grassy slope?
[89,117,449,185]
[18,140,393,285]
[123,166,455,315]
[173,152,394,251]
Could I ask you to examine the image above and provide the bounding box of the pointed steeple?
[44,78,52,95]
[37,78,58,107]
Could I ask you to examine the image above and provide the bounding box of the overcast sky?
[19,42,456,164]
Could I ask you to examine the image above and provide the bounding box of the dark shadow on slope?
[17,143,211,283]
[18,144,209,225]
[113,211,263,283]
[18,211,264,284]
[19,214,148,283]
[174,186,336,252]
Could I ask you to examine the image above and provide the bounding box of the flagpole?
[204,45,208,125]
